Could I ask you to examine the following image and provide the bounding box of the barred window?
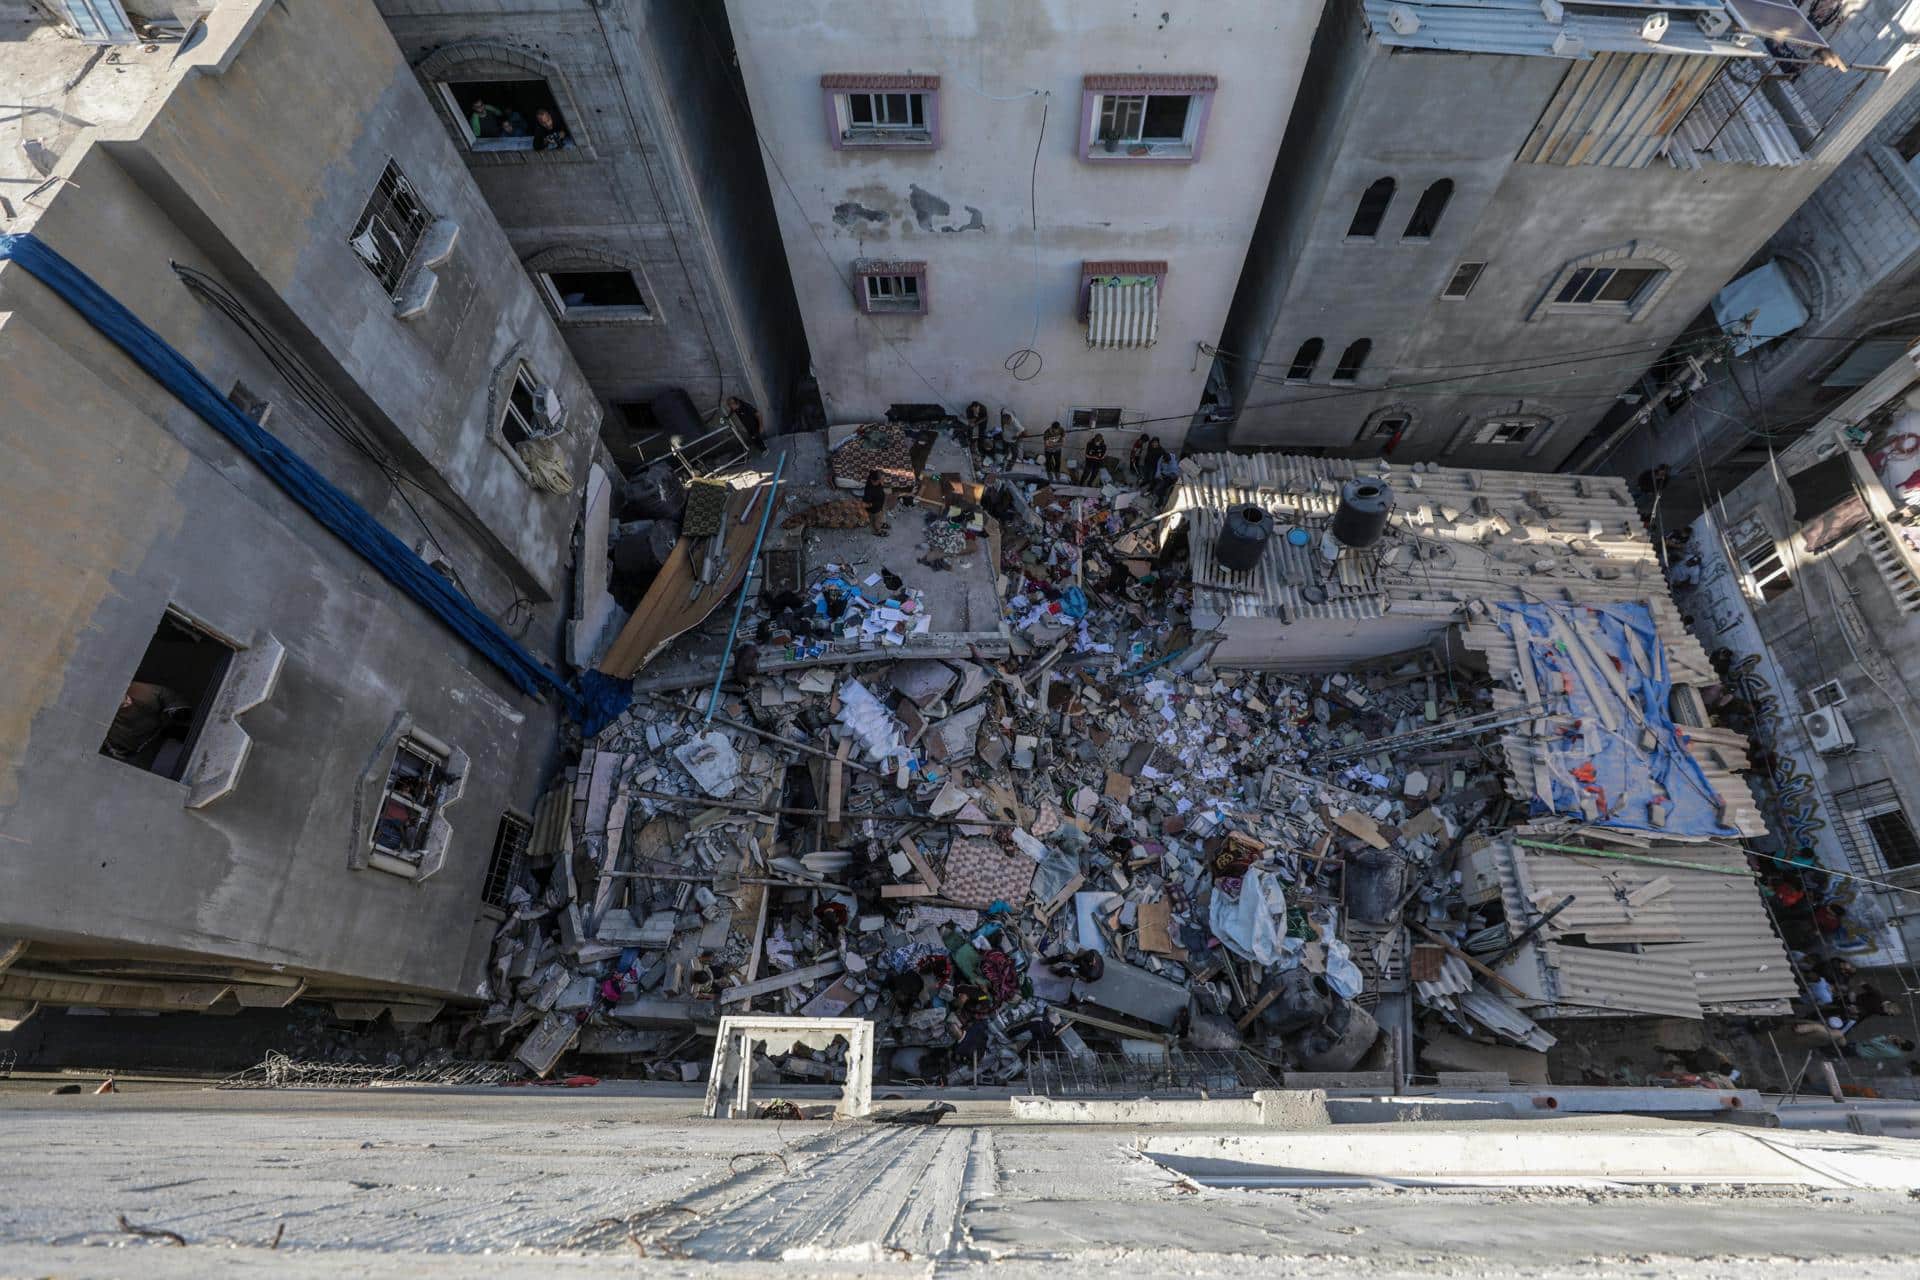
[482,812,531,910]
[348,161,433,299]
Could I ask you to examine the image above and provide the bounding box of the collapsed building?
[480,436,1800,1090]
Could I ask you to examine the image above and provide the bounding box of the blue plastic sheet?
[1497,601,1735,837]
[0,232,599,721]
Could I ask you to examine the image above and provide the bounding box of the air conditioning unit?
[1803,708,1857,755]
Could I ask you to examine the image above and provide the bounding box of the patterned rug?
[781,497,873,530]
[941,836,1037,909]
[831,423,917,490]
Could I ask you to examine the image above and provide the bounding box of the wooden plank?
[1235,985,1282,1032]
[880,883,937,899]
[826,738,850,827]
[898,835,943,894]
[1410,922,1528,1000]
[718,959,844,1004]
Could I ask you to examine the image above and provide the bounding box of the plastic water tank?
[1213,503,1273,572]
[1331,477,1394,548]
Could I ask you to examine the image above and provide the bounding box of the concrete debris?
[472,448,1779,1094]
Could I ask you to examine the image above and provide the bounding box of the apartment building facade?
[1680,340,1920,964]
[373,0,807,463]
[1588,75,1920,501]
[722,0,1322,454]
[1216,0,1920,473]
[0,0,597,1022]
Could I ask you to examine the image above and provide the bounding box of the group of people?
[466,96,572,150]
[960,401,1181,501]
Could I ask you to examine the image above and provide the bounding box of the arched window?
[1332,339,1371,382]
[1403,179,1453,239]
[1286,337,1323,381]
[1346,178,1395,238]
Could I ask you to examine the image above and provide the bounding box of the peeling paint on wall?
[907,185,984,234]
[833,201,889,228]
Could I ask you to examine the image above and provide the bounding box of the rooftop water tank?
[1331,477,1394,548]
[1213,503,1273,572]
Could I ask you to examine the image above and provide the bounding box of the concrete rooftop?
[0,10,175,191]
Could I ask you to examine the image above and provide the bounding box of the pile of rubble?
[476,462,1763,1092]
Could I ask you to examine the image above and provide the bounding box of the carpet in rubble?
[681,479,731,537]
[781,497,873,530]
[831,423,917,490]
[941,836,1037,909]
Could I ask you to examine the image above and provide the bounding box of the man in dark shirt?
[1042,421,1065,482]
[863,470,889,536]
[1077,433,1109,486]
[104,681,182,761]
[531,108,572,151]
[724,395,765,451]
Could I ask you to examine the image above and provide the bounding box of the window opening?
[1442,261,1485,299]
[1347,178,1395,238]
[1738,530,1793,601]
[1331,338,1371,382]
[1805,679,1848,710]
[370,737,451,865]
[1555,266,1661,307]
[483,812,531,910]
[1403,179,1454,239]
[544,269,648,316]
[864,273,922,312]
[1836,781,1920,873]
[846,90,928,139]
[101,609,235,781]
[1287,338,1323,381]
[227,381,272,426]
[348,161,432,299]
[1071,407,1124,430]
[444,79,570,152]
[500,367,553,448]
[1097,92,1194,151]
[1474,417,1540,445]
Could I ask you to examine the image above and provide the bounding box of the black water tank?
[1213,503,1273,572]
[1331,477,1393,548]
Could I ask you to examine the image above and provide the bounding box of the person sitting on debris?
[1846,1033,1917,1061]
[724,395,766,451]
[531,107,572,151]
[103,679,185,764]
[1048,949,1105,984]
[1042,421,1066,482]
[862,470,891,536]
[1077,433,1109,486]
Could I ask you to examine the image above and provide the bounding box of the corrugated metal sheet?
[1667,61,1807,168]
[1086,278,1158,350]
[1518,52,1722,167]
[1492,839,1797,1017]
[1362,0,1767,61]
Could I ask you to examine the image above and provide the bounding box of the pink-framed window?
[821,75,940,150]
[852,259,928,315]
[1079,75,1216,163]
[1078,260,1168,319]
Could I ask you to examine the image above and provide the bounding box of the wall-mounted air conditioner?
[1803,707,1857,755]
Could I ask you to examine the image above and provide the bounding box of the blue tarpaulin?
[0,232,613,724]
[1497,601,1735,838]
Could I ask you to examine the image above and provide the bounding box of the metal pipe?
[1511,837,1748,877]
[706,452,786,723]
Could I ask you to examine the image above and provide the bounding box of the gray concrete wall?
[0,0,588,1002]
[375,0,806,452]
[724,0,1321,451]
[1222,4,1920,475]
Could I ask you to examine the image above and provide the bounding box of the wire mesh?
[1025,1050,1279,1099]
[214,1051,517,1090]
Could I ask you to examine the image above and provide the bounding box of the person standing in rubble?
[1077,433,1109,486]
[1128,433,1157,484]
[963,401,989,462]
[1152,448,1182,506]
[724,395,765,452]
[1042,420,1066,482]
[863,469,890,536]
[996,409,1023,467]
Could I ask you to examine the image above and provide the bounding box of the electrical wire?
[1005,95,1048,382]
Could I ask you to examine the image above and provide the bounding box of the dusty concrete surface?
[6,1086,1920,1277]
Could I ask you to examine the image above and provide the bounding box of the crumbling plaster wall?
[0,0,578,1001]
[1223,15,1920,474]
[725,0,1317,447]
[376,0,807,436]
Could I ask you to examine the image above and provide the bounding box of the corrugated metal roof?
[1667,60,1808,168]
[1363,0,1767,61]
[1517,51,1722,167]
[1492,838,1796,1017]
[1086,278,1158,350]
